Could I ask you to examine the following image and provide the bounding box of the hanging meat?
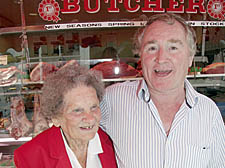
[136,59,143,77]
[30,62,58,82]
[0,77,17,86]
[7,96,33,140]
[33,93,49,136]
[0,66,22,86]
[202,62,225,74]
[81,35,101,48]
[59,59,79,70]
[91,60,139,79]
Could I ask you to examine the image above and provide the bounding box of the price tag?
[0,55,8,65]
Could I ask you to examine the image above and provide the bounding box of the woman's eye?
[72,108,82,113]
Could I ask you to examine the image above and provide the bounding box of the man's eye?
[144,45,158,53]
[91,105,99,111]
[148,46,157,51]
[168,45,180,53]
[170,46,178,50]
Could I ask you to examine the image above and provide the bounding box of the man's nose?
[155,48,167,63]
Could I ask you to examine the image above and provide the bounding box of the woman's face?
[54,85,101,144]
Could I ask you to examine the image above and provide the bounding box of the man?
[100,14,225,168]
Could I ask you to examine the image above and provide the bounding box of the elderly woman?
[14,64,117,168]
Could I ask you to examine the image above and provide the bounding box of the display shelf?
[187,73,225,78]
[0,135,32,146]
[102,77,142,82]
[0,25,45,35]
[19,57,139,65]
[189,79,225,88]
[0,90,42,96]
[0,74,225,89]
[194,56,209,63]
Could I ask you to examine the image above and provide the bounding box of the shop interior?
[0,0,224,166]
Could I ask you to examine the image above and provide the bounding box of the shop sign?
[207,0,225,20]
[38,0,225,23]
[44,21,146,30]
[38,0,61,22]
[186,21,225,26]
[44,20,225,30]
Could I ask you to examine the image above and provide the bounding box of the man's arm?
[100,93,110,132]
[208,108,225,168]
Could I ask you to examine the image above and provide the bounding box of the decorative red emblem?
[38,0,61,23]
[207,0,225,20]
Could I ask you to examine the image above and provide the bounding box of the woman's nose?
[82,112,95,122]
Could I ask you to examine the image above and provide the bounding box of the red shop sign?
[38,0,225,23]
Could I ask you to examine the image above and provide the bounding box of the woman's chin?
[79,129,97,140]
[81,133,96,141]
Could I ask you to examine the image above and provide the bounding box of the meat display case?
[0,1,225,166]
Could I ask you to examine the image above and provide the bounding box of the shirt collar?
[88,132,103,155]
[60,128,103,155]
[60,129,103,168]
[184,79,199,108]
[137,79,150,103]
[137,79,199,108]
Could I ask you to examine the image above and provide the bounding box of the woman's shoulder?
[15,126,60,153]
[97,127,109,141]
[97,128,114,150]
[97,128,118,167]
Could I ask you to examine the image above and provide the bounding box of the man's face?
[140,20,194,93]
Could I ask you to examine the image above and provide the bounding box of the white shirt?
[100,79,225,168]
[60,129,103,168]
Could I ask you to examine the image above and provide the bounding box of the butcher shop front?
[0,0,225,167]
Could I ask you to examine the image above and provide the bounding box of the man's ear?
[189,54,194,67]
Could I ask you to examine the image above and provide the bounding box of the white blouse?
[60,129,103,168]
